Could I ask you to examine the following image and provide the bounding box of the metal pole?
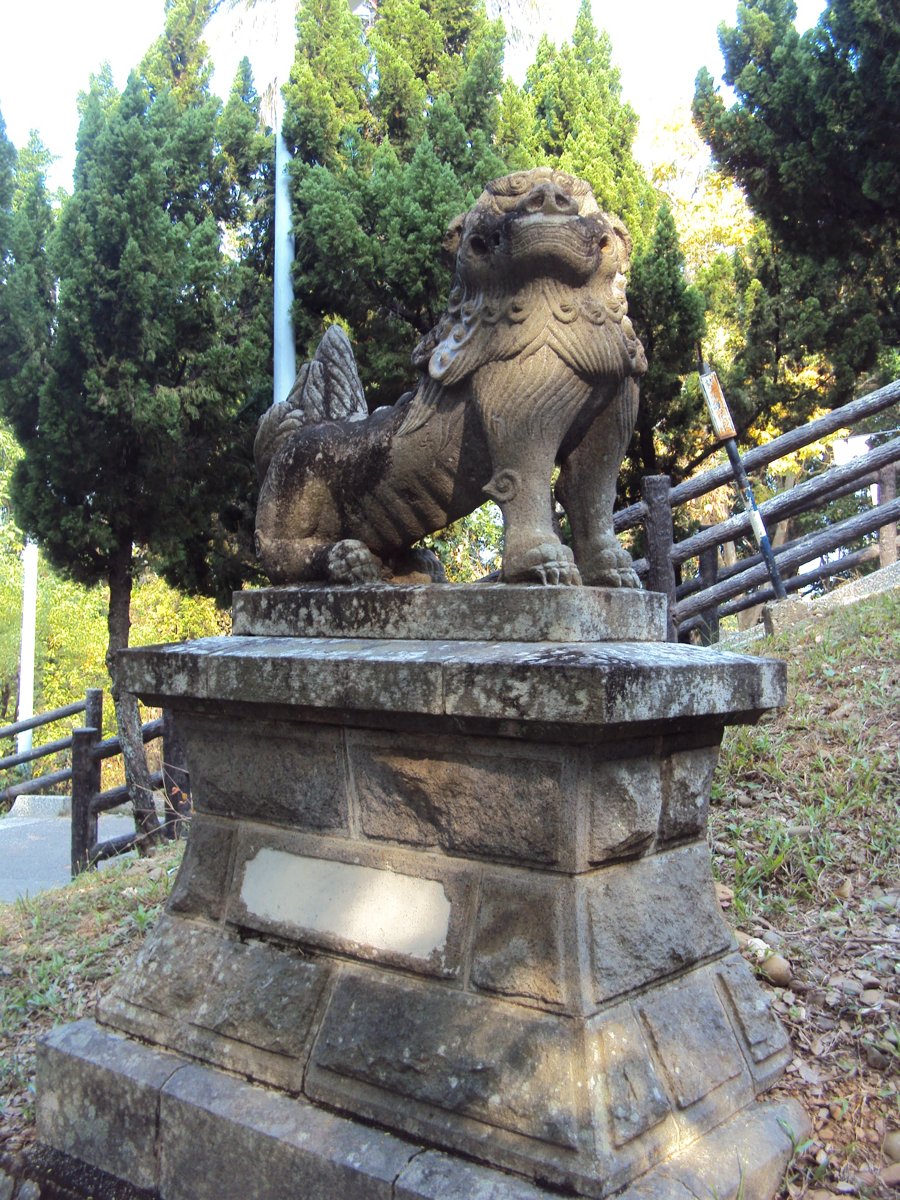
[16,541,38,759]
[698,362,787,601]
[273,109,297,405]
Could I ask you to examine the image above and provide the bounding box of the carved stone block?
[39,585,802,1199]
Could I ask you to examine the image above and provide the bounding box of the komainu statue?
[254,167,647,587]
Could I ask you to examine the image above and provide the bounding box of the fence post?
[161,709,191,840]
[71,731,101,876]
[698,529,720,645]
[878,464,897,567]
[642,475,677,641]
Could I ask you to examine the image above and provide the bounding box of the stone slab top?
[231,584,667,643]
[117,635,786,733]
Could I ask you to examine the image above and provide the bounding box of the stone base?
[38,1020,808,1200]
[37,587,799,1198]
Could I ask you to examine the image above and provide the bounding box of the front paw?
[578,538,640,588]
[503,543,582,586]
[326,540,385,584]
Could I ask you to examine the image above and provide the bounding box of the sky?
[1,0,827,194]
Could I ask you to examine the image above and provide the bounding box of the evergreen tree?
[281,0,662,412]
[281,0,373,170]
[693,0,898,262]
[0,125,55,440]
[626,205,706,486]
[0,10,272,840]
[282,0,508,405]
[521,0,654,248]
[693,0,898,401]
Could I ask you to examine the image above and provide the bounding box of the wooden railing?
[615,379,900,641]
[0,698,89,801]
[1,689,190,876]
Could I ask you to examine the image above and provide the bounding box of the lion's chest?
[470,345,596,442]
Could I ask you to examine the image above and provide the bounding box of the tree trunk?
[106,545,164,854]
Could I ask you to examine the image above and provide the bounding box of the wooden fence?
[615,378,900,642]
[0,690,190,876]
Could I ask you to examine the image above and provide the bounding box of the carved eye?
[468,235,488,256]
[599,234,613,253]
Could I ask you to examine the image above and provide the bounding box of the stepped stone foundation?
[37,585,808,1199]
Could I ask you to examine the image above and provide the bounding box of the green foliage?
[0,8,273,642]
[283,0,512,404]
[281,0,659,446]
[694,0,898,263]
[423,502,503,580]
[626,204,706,486]
[693,0,898,409]
[521,1,654,248]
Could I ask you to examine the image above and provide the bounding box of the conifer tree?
[0,123,55,437]
[0,7,272,841]
[282,0,507,404]
[693,0,898,402]
[521,0,654,249]
[626,205,706,486]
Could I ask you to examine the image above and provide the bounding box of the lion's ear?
[442,214,466,263]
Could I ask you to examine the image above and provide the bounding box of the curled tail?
[254,325,368,480]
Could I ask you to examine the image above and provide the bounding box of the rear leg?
[255,532,385,584]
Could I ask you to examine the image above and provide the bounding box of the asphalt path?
[0,809,136,903]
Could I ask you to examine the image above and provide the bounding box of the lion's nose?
[517,183,580,217]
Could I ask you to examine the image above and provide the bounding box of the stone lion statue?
[254,167,647,587]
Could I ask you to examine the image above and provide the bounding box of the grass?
[0,589,897,1196]
[0,845,183,1146]
[710,590,899,1197]
[711,591,899,926]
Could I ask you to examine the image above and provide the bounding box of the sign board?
[699,371,737,441]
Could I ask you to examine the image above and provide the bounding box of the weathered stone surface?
[588,755,662,863]
[585,843,733,1004]
[659,1098,810,1200]
[308,969,580,1152]
[182,714,348,831]
[52,586,794,1200]
[204,636,446,718]
[233,584,666,642]
[589,1003,671,1151]
[637,967,753,1137]
[657,744,720,845]
[441,642,786,729]
[227,828,473,979]
[166,812,235,919]
[351,732,569,865]
[37,1022,806,1200]
[160,1063,415,1200]
[100,916,329,1092]
[471,874,567,1006]
[716,954,792,1090]
[36,1020,180,1192]
[395,1151,554,1199]
[253,170,646,589]
[117,636,786,736]
[102,916,213,1018]
[190,935,329,1059]
[762,597,808,637]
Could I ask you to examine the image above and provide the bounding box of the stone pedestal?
[37,586,808,1199]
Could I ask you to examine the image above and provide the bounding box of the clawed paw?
[586,565,641,588]
[327,540,385,584]
[579,538,641,588]
[504,543,582,586]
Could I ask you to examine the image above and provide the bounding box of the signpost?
[698,367,788,602]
